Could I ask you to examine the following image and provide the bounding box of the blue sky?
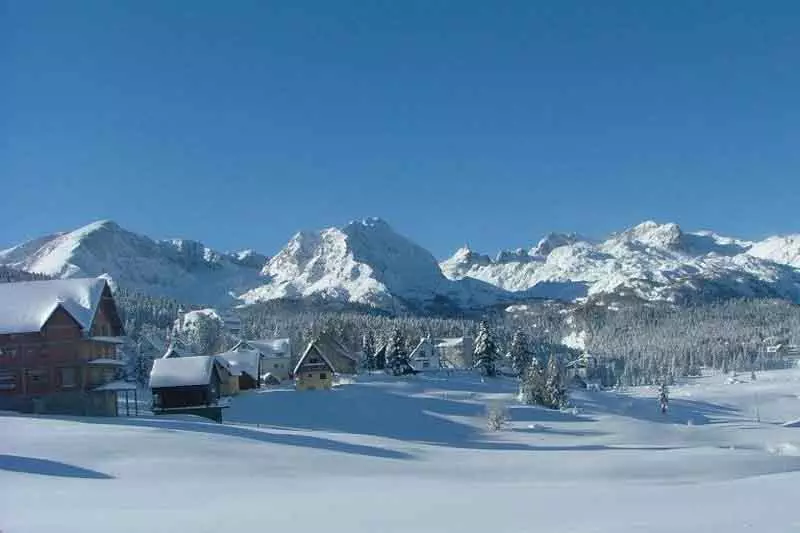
[4,1,799,258]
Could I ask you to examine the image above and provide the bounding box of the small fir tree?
[473,321,499,377]
[508,329,533,377]
[544,354,567,409]
[386,328,413,376]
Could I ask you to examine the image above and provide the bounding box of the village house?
[293,334,358,390]
[293,341,336,391]
[409,337,440,371]
[149,354,237,411]
[217,348,262,390]
[434,337,474,369]
[230,338,292,381]
[0,278,131,416]
[312,333,358,375]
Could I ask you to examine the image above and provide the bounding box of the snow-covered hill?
[0,220,266,305]
[3,218,800,310]
[442,221,800,304]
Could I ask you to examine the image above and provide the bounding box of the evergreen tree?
[473,321,499,377]
[386,328,413,376]
[519,358,546,406]
[544,354,567,408]
[508,329,533,377]
[361,333,376,371]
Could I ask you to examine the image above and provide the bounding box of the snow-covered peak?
[748,235,800,268]
[0,220,265,305]
[531,232,585,257]
[242,219,513,312]
[614,221,684,250]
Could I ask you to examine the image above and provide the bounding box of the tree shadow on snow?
[75,417,413,460]
[0,454,114,479]
[226,386,535,451]
[574,390,741,425]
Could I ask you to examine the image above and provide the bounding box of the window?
[308,357,319,363]
[0,370,17,391]
[319,373,327,380]
[60,367,77,389]
[423,362,430,368]
[0,347,17,358]
[26,369,49,387]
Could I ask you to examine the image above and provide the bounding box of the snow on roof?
[89,336,126,344]
[0,278,108,335]
[435,337,469,348]
[409,337,435,359]
[217,349,261,379]
[87,358,126,366]
[92,380,138,391]
[150,356,219,388]
[293,341,336,376]
[236,338,291,358]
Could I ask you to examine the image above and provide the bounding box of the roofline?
[293,340,335,376]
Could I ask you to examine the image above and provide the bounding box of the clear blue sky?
[3,1,799,258]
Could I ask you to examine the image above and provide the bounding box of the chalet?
[434,337,474,369]
[0,278,129,416]
[231,338,292,381]
[293,342,336,391]
[218,348,261,390]
[409,337,440,371]
[312,333,358,375]
[150,355,236,410]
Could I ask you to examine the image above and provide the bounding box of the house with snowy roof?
[293,341,337,391]
[409,337,441,372]
[230,338,292,381]
[150,355,237,412]
[217,348,262,390]
[0,278,131,416]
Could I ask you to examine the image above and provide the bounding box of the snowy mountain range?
[2,218,800,312]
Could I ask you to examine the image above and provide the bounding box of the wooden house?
[149,355,235,410]
[0,278,128,416]
[293,341,336,391]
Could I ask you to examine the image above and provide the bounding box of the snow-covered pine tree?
[508,329,533,377]
[386,328,413,376]
[361,333,376,371]
[519,358,546,405]
[544,354,567,409]
[473,321,499,377]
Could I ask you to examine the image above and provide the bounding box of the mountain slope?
[0,220,267,305]
[239,218,516,312]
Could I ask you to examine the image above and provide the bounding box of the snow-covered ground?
[3,369,800,532]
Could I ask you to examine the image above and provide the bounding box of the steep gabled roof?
[293,341,335,376]
[409,337,435,360]
[0,278,109,335]
[314,333,357,362]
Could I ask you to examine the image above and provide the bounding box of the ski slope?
[3,369,800,532]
